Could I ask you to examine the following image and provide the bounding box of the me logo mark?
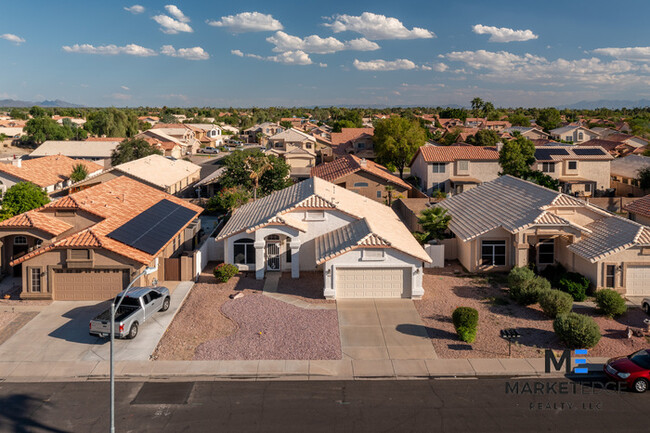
[544,349,588,374]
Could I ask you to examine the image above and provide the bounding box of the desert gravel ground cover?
[416,265,649,359]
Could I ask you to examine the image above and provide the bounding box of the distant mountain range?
[557,99,650,110]
[0,99,85,108]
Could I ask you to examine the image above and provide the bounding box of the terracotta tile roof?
[412,145,499,164]
[9,176,203,266]
[83,137,123,142]
[311,154,411,190]
[625,194,650,219]
[0,155,104,188]
[0,211,72,236]
[330,128,374,146]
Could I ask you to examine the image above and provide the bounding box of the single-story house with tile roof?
[65,154,201,197]
[625,194,650,226]
[437,175,650,296]
[610,154,650,197]
[409,145,500,196]
[311,154,422,203]
[0,155,103,195]
[215,177,431,299]
[0,176,203,300]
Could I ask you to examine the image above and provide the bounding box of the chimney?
[12,158,21,168]
[496,142,504,152]
[359,158,367,166]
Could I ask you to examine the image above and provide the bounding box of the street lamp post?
[110,259,158,433]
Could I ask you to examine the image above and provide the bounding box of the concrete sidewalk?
[0,356,609,382]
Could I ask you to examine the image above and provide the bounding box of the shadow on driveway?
[0,394,70,433]
[47,302,110,345]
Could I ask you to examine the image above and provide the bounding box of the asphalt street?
[0,376,646,433]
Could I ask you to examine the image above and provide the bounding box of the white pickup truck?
[89,286,170,339]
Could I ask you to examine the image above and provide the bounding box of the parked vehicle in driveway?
[89,286,170,340]
[642,298,649,314]
[604,349,650,393]
[202,147,219,154]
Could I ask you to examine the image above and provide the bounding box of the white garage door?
[336,267,411,298]
[626,265,650,296]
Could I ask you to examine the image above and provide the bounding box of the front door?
[266,242,280,271]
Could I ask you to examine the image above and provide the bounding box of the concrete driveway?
[0,282,192,363]
[337,299,438,361]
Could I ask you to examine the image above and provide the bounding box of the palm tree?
[384,185,395,206]
[417,207,452,244]
[244,155,272,200]
[69,163,88,183]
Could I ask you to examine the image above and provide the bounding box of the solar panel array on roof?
[572,148,606,156]
[534,148,569,160]
[107,199,196,255]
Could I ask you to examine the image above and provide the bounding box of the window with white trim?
[431,163,446,173]
[233,238,255,265]
[362,249,385,261]
[541,162,555,173]
[457,160,469,172]
[305,210,325,221]
[481,240,506,266]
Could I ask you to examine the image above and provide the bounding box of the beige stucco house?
[409,145,500,196]
[610,154,650,197]
[626,195,650,226]
[215,177,431,299]
[0,176,203,300]
[532,146,613,196]
[438,175,650,296]
[549,126,599,143]
[267,128,318,179]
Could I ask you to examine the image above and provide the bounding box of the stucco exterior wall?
[335,171,409,203]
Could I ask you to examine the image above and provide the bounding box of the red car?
[604,349,650,393]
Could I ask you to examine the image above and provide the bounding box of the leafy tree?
[508,113,530,127]
[440,129,461,146]
[23,117,74,144]
[637,166,650,192]
[416,207,451,244]
[111,138,162,165]
[206,186,250,213]
[70,163,88,183]
[331,110,362,132]
[1,182,49,221]
[9,109,28,120]
[244,154,273,200]
[467,129,500,147]
[85,108,140,137]
[471,97,484,116]
[221,149,291,197]
[439,108,468,122]
[523,170,560,191]
[29,106,47,118]
[279,120,293,129]
[536,108,562,131]
[159,113,177,124]
[499,136,535,177]
[373,117,426,178]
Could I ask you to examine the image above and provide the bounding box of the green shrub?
[594,289,627,318]
[539,289,573,318]
[452,307,479,343]
[553,313,601,349]
[539,263,567,287]
[213,263,239,283]
[507,266,535,292]
[515,276,551,305]
[557,272,590,301]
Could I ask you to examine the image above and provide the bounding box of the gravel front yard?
[154,266,341,361]
[416,266,649,359]
[153,269,264,360]
[195,293,341,360]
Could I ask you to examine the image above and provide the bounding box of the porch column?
[254,241,265,280]
[290,239,301,279]
[514,232,528,268]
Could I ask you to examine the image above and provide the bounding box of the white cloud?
[324,12,434,40]
[593,47,650,62]
[207,12,283,32]
[124,5,144,14]
[421,65,432,71]
[472,24,538,42]
[432,62,448,72]
[353,58,417,71]
[161,45,209,60]
[121,85,130,90]
[1,33,25,44]
[268,50,312,65]
[319,63,328,68]
[62,43,157,56]
[231,49,244,57]
[265,32,379,55]
[164,5,189,23]
[441,49,649,87]
[153,14,193,34]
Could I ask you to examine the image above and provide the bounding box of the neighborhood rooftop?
[112,154,201,189]
[413,145,499,163]
[310,154,411,190]
[0,155,103,187]
[30,140,121,158]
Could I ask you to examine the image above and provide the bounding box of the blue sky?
[1,1,649,107]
